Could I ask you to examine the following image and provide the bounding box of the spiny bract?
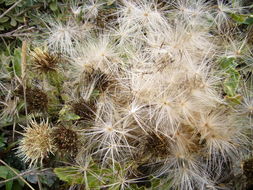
[17,119,54,167]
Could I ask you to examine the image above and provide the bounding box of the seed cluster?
[27,88,48,112]
[72,99,96,120]
[52,126,79,155]
[144,132,171,158]
[243,158,253,180]
[16,87,48,113]
[96,8,117,28]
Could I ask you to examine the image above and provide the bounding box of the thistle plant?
[3,0,252,189]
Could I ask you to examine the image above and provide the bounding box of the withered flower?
[16,86,48,113]
[52,126,79,156]
[31,48,60,74]
[71,99,96,121]
[17,119,54,167]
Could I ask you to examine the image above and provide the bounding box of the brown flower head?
[143,131,171,158]
[71,99,96,121]
[16,86,48,113]
[243,158,253,180]
[52,126,79,156]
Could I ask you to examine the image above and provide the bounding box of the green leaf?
[0,166,9,179]
[244,15,253,25]
[59,105,80,121]
[225,94,242,105]
[106,0,116,6]
[0,17,9,23]
[15,16,24,23]
[61,112,80,121]
[230,13,248,23]
[11,48,22,77]
[54,160,109,188]
[6,172,13,190]
[0,134,6,149]
[5,0,16,6]
[0,140,5,148]
[49,1,58,11]
[230,13,253,25]
[54,167,84,185]
[0,166,24,190]
[10,18,17,27]
[219,57,240,97]
[220,57,237,69]
[223,68,240,97]
[0,25,5,30]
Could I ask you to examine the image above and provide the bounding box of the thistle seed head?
[243,158,253,180]
[87,69,114,92]
[17,119,54,167]
[52,126,79,156]
[143,131,171,158]
[16,86,48,113]
[71,99,96,121]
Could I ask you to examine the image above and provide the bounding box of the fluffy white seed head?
[72,36,120,76]
[47,20,88,55]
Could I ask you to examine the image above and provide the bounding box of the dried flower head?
[143,131,171,158]
[17,119,54,167]
[31,48,60,74]
[83,0,105,20]
[243,158,253,180]
[52,126,79,156]
[85,69,115,92]
[96,8,117,28]
[16,86,48,113]
[71,99,96,121]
